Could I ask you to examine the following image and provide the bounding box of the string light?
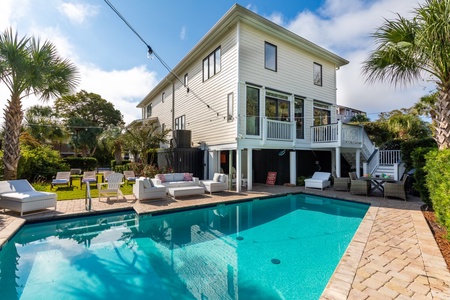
[103,0,221,117]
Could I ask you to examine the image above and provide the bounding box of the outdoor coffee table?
[359,176,396,195]
[168,186,205,199]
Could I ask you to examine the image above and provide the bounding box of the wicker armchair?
[384,175,408,201]
[349,172,370,196]
[333,172,350,191]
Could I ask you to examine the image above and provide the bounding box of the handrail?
[85,182,92,211]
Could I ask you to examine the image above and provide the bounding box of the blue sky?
[1,0,431,124]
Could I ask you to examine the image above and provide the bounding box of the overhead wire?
[103,0,221,117]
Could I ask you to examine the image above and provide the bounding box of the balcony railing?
[310,122,363,145]
[265,118,294,141]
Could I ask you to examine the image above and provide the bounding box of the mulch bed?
[422,205,450,270]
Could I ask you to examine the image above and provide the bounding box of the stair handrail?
[85,182,92,211]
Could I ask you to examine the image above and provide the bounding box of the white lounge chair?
[81,171,97,188]
[123,170,137,185]
[0,179,57,216]
[98,173,124,201]
[304,172,331,190]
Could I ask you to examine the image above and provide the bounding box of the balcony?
[310,122,364,148]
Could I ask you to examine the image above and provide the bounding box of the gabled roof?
[137,3,349,108]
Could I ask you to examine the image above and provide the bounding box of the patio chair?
[332,171,350,191]
[51,172,71,189]
[123,170,137,185]
[102,170,114,182]
[384,175,408,201]
[98,173,124,201]
[304,172,331,190]
[349,172,370,196]
[81,171,97,189]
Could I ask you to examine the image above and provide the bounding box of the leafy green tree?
[0,28,78,179]
[24,105,69,145]
[122,120,170,165]
[350,114,370,123]
[55,90,124,156]
[362,0,450,150]
[97,126,124,166]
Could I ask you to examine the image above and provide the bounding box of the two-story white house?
[133,4,381,192]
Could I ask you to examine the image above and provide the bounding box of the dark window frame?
[175,115,186,130]
[264,42,277,72]
[202,47,221,82]
[146,103,152,118]
[313,62,322,86]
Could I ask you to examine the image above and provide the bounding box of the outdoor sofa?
[200,173,229,194]
[0,179,57,216]
[133,177,166,201]
[151,173,199,191]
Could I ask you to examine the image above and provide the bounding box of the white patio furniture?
[304,172,331,190]
[168,186,205,199]
[0,179,57,216]
[97,173,124,201]
[133,177,166,201]
[200,173,228,194]
[51,171,71,189]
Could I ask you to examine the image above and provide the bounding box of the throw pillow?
[143,178,152,188]
[213,173,221,182]
[184,173,193,181]
[155,174,166,183]
[219,174,226,183]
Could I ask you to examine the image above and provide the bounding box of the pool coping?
[1,185,450,298]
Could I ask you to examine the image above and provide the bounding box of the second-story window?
[161,92,165,103]
[265,42,277,71]
[175,115,185,130]
[265,91,290,121]
[202,47,221,81]
[146,103,152,118]
[313,62,322,86]
[227,93,234,122]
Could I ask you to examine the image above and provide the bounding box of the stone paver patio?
[1,184,449,299]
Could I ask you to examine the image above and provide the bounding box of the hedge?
[425,149,450,239]
[62,157,98,171]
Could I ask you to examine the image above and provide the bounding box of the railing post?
[394,163,399,180]
[363,162,368,176]
[337,121,342,147]
[262,117,267,143]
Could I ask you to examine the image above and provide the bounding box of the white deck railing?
[264,118,294,141]
[379,150,402,164]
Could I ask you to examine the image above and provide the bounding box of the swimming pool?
[0,193,368,299]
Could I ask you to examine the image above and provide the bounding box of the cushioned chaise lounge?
[304,172,331,190]
[0,180,57,216]
[200,173,228,194]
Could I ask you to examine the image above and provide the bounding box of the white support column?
[247,149,253,191]
[290,151,296,185]
[356,149,361,178]
[335,147,341,177]
[236,148,242,192]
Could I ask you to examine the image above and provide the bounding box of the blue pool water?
[0,194,368,300]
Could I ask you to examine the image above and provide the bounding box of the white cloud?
[284,0,430,119]
[58,2,99,24]
[0,0,157,126]
[180,26,187,40]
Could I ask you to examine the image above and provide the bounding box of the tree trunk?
[435,88,450,150]
[2,95,23,180]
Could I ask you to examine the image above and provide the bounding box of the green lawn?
[33,179,134,201]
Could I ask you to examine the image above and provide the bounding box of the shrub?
[424,149,450,239]
[401,138,437,170]
[297,176,306,186]
[18,144,69,181]
[411,147,435,206]
[63,157,98,171]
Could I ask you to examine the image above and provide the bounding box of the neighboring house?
[133,4,394,191]
[336,105,367,123]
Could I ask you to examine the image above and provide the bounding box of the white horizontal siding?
[239,23,337,104]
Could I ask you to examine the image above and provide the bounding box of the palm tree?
[362,0,450,150]
[0,28,78,179]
